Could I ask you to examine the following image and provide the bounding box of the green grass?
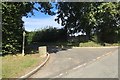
[79,41,120,47]
[79,41,102,47]
[2,54,46,78]
[34,41,119,48]
[104,42,120,46]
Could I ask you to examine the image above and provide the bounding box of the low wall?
[38,46,47,56]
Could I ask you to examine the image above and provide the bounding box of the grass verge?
[79,41,120,47]
[2,53,46,78]
[79,41,102,47]
[42,41,119,47]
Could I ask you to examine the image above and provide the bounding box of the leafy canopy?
[2,2,55,54]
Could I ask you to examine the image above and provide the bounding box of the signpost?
[22,31,25,56]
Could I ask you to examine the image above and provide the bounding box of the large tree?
[55,2,120,43]
[2,2,55,55]
[55,2,96,40]
[94,2,120,42]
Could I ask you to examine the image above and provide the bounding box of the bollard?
[38,46,47,56]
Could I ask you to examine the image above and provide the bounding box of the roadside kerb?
[19,53,50,79]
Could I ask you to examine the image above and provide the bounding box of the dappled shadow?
[47,45,72,54]
[90,39,105,46]
[25,42,80,54]
[25,27,94,54]
[25,39,120,54]
[25,43,39,54]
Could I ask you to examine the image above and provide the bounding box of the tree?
[2,2,55,55]
[94,2,120,43]
[55,2,96,40]
[55,2,120,43]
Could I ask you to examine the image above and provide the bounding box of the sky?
[22,3,63,32]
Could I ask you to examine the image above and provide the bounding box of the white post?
[22,31,25,56]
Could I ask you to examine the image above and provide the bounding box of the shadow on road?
[47,45,72,53]
[25,42,80,54]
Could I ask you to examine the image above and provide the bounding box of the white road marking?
[54,73,63,78]
[53,50,116,78]
[93,59,96,61]
[73,63,87,70]
[96,57,101,59]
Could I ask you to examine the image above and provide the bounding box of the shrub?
[26,27,67,44]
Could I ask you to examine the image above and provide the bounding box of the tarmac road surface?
[30,47,118,78]
[60,48,118,78]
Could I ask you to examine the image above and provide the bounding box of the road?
[30,47,118,78]
[60,48,118,78]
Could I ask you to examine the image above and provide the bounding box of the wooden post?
[22,31,25,56]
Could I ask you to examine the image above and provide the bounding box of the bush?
[26,27,67,44]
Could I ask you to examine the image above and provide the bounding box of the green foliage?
[2,2,119,55]
[94,2,120,43]
[26,27,67,44]
[26,31,36,45]
[2,2,26,54]
[55,2,120,43]
[79,41,102,47]
[2,2,54,55]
